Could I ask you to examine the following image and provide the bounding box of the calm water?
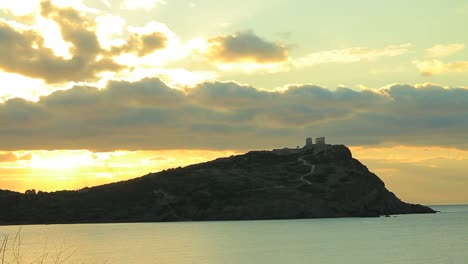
[0,205,467,264]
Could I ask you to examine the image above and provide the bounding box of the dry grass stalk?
[0,229,74,264]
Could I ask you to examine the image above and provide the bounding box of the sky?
[0,0,467,204]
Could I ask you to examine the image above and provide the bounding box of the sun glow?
[95,14,127,50]
[215,61,290,73]
[0,149,239,192]
[351,145,468,205]
[1,146,468,204]
[34,16,73,59]
[0,0,39,16]
[29,151,94,169]
[0,72,48,102]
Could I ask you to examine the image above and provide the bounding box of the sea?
[0,205,466,264]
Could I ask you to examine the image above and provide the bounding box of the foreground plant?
[0,228,75,264]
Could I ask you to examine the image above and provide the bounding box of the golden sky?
[1,0,468,204]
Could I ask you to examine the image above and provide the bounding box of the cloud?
[0,152,18,162]
[425,43,465,58]
[122,0,166,10]
[111,31,167,56]
[0,152,32,162]
[1,78,468,151]
[149,156,168,161]
[206,31,288,64]
[195,36,411,73]
[0,1,170,83]
[0,2,120,83]
[193,31,290,73]
[42,1,168,57]
[413,59,468,76]
[293,44,412,68]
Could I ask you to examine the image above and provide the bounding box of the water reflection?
[0,206,467,264]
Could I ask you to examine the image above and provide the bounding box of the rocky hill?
[0,144,435,224]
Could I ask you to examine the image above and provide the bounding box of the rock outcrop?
[0,144,435,225]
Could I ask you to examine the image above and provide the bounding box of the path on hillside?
[154,189,180,219]
[298,156,315,185]
[241,155,317,193]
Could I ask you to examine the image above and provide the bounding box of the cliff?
[0,144,435,224]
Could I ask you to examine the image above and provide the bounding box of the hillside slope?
[0,144,435,224]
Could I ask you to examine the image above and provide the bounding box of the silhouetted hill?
[0,144,435,224]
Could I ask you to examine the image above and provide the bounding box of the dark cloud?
[0,1,168,83]
[0,79,467,151]
[207,31,288,63]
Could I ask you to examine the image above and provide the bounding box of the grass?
[1,228,75,264]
